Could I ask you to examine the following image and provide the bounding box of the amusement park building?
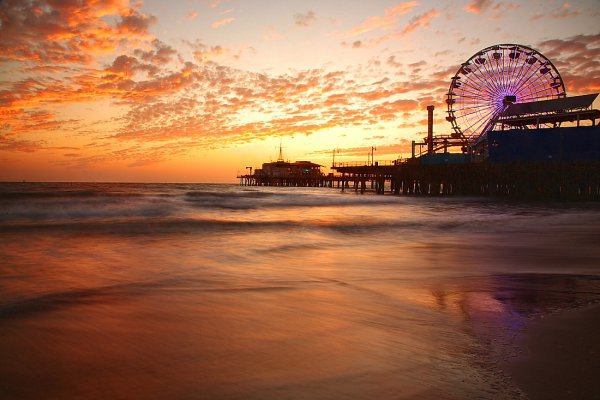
[254,161,323,179]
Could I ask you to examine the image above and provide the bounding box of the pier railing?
[332,159,403,168]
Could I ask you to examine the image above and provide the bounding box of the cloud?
[350,8,441,49]
[400,9,440,35]
[294,11,317,27]
[314,141,413,158]
[107,63,434,147]
[193,46,225,63]
[211,17,235,29]
[186,11,199,20]
[0,0,156,64]
[351,1,419,36]
[134,40,178,65]
[105,54,159,78]
[208,0,222,9]
[530,3,581,22]
[464,1,519,18]
[537,34,600,95]
[117,8,157,35]
[464,0,493,14]
[263,25,286,41]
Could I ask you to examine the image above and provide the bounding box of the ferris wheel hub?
[503,95,517,106]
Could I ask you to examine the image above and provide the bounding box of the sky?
[0,0,599,183]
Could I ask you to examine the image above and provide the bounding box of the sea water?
[1,182,599,399]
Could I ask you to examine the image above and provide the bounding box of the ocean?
[1,182,599,399]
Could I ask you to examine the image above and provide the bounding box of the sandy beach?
[506,304,600,400]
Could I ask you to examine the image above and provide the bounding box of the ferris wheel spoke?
[499,48,507,87]
[473,62,501,95]
[509,52,539,94]
[454,86,497,100]
[454,92,498,104]
[461,106,498,130]
[474,111,500,137]
[520,80,555,98]
[515,61,546,92]
[517,79,553,102]
[495,55,511,94]
[518,85,556,101]
[456,82,497,101]
[517,66,556,97]
[453,103,496,113]
[459,77,498,99]
[505,48,517,90]
[455,105,496,120]
[478,56,505,94]
[467,51,503,94]
[464,109,498,138]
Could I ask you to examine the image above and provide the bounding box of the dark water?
[1,182,599,399]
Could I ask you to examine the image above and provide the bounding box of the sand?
[506,304,600,400]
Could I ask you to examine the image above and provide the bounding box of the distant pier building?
[238,143,330,187]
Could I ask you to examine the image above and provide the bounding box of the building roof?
[293,161,322,167]
[500,93,598,117]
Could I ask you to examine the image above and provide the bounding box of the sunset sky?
[1,0,599,182]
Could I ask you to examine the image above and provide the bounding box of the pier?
[239,44,600,200]
[332,158,600,200]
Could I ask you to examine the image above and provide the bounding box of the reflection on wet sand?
[1,258,598,399]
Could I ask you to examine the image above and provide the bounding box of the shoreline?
[504,304,600,400]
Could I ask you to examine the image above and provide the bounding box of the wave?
[0,215,479,237]
[185,190,275,199]
[0,190,148,199]
[0,279,299,320]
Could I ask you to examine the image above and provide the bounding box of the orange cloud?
[464,0,493,14]
[0,0,156,64]
[530,3,581,22]
[349,8,440,49]
[464,1,519,19]
[351,1,419,36]
[538,34,600,95]
[186,40,227,63]
[211,17,235,29]
[312,141,413,158]
[400,9,440,35]
[186,11,199,19]
[208,0,222,9]
[134,40,178,64]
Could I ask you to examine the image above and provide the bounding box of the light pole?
[370,145,377,166]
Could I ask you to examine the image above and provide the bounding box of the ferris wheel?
[446,44,566,141]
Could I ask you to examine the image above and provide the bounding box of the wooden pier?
[238,173,334,187]
[332,160,600,200]
[239,158,600,200]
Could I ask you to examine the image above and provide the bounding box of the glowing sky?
[1,0,599,182]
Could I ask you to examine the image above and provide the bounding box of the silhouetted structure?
[239,44,600,199]
[238,142,330,187]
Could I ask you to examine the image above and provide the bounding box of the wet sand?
[506,304,600,400]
